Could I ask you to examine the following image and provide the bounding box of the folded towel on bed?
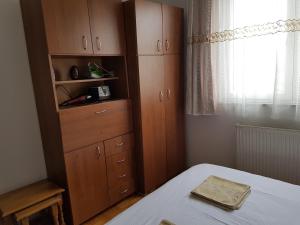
[159,220,176,225]
[191,176,251,210]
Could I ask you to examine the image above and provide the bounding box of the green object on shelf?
[88,62,104,79]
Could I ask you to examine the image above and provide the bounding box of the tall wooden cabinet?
[124,0,185,193]
[21,0,135,224]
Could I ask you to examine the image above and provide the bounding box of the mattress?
[106,164,300,225]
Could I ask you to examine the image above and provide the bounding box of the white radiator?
[236,125,300,185]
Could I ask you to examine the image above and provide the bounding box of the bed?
[106,164,300,225]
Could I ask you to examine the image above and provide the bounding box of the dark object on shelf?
[60,95,93,107]
[70,66,80,80]
[89,86,111,101]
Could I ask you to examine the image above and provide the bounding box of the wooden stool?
[0,180,65,225]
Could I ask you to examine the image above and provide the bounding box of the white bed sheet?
[106,164,300,225]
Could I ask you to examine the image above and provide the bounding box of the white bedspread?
[106,164,300,225]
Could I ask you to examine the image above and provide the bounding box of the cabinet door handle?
[116,142,124,147]
[116,159,126,164]
[157,40,162,52]
[96,145,101,158]
[159,91,164,102]
[95,109,108,115]
[82,35,88,50]
[166,89,171,100]
[121,189,128,194]
[165,40,170,51]
[119,174,127,178]
[96,37,102,51]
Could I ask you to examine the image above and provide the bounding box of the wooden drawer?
[104,133,134,156]
[99,101,133,141]
[106,150,133,188]
[109,179,135,205]
[59,100,133,152]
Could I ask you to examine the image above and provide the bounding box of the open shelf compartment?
[50,55,129,110]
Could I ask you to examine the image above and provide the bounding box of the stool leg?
[20,218,29,225]
[50,205,59,225]
[58,201,66,225]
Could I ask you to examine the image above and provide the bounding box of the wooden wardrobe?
[21,0,135,224]
[124,0,185,194]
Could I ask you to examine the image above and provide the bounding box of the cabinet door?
[164,55,185,179]
[42,0,93,54]
[135,0,163,55]
[65,143,109,225]
[138,56,167,193]
[163,5,183,54]
[88,0,125,55]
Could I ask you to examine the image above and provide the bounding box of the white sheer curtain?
[210,0,300,126]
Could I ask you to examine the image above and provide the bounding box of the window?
[211,0,300,106]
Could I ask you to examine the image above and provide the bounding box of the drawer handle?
[119,174,127,178]
[121,189,128,194]
[116,142,124,147]
[95,110,108,115]
[116,159,126,164]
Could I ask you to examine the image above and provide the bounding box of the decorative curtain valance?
[189,19,300,44]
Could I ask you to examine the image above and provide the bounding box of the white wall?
[186,115,236,168]
[0,0,47,194]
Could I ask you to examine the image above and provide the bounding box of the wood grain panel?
[104,133,134,157]
[135,0,163,55]
[138,56,167,193]
[59,104,102,152]
[65,143,109,225]
[99,101,133,141]
[42,0,93,54]
[59,100,133,152]
[163,5,183,54]
[0,181,64,218]
[106,151,133,188]
[88,0,125,55]
[164,54,185,179]
[108,179,135,206]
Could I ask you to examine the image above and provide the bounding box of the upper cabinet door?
[135,0,163,55]
[88,0,125,55]
[42,0,93,55]
[163,5,183,54]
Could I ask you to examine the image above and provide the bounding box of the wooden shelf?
[55,77,119,85]
[58,98,127,111]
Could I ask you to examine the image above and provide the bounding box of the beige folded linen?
[160,220,176,225]
[191,176,251,210]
